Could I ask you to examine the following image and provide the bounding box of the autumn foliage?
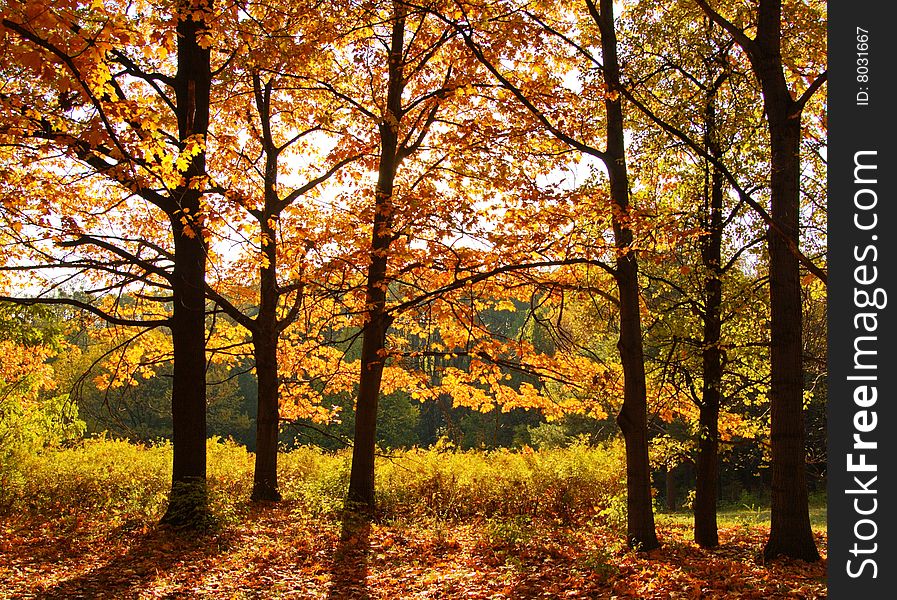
[1,0,826,594]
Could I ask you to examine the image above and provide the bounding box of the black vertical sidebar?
[828,2,896,596]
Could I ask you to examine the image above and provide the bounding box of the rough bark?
[161,0,212,527]
[752,0,819,562]
[694,96,724,549]
[346,277,391,511]
[614,249,658,550]
[598,0,659,551]
[762,110,818,561]
[346,4,405,514]
[251,82,283,502]
[693,392,720,547]
[252,324,282,501]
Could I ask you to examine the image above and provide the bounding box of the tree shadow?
[33,524,224,599]
[327,513,372,600]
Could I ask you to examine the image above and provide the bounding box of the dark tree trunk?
[762,111,818,561]
[164,217,209,525]
[693,397,720,547]
[597,0,659,551]
[346,280,390,511]
[752,0,819,562]
[346,5,405,514]
[252,324,281,501]
[347,184,395,510]
[694,95,724,549]
[161,0,212,527]
[696,0,820,562]
[251,81,283,503]
[614,252,658,550]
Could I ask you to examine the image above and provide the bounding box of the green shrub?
[527,422,572,449]
[374,438,627,523]
[485,515,534,550]
[2,436,255,525]
[0,392,85,508]
[2,436,629,528]
[206,437,255,523]
[279,447,350,517]
[3,435,170,523]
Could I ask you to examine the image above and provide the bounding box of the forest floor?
[1,502,826,599]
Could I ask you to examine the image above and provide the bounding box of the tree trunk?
[163,218,209,526]
[753,0,819,562]
[161,0,212,527]
[252,326,281,501]
[694,96,724,549]
[762,111,818,561]
[598,0,659,551]
[251,82,283,503]
[347,204,395,510]
[346,4,405,515]
[346,287,390,512]
[694,400,720,547]
[615,252,658,550]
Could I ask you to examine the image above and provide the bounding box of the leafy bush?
[279,447,351,517]
[2,436,628,528]
[0,323,86,510]
[527,422,572,449]
[0,393,84,454]
[0,393,86,510]
[484,515,534,550]
[373,438,627,523]
[2,435,170,522]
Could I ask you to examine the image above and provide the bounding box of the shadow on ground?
[326,514,372,600]
[34,525,225,599]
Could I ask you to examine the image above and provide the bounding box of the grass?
[655,494,828,532]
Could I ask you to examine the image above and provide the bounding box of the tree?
[341,0,467,511]
[288,0,509,512]
[162,0,214,527]
[438,0,660,549]
[1,0,217,526]
[0,303,85,467]
[200,3,363,500]
[620,0,769,547]
[694,0,824,561]
[598,0,825,554]
[288,0,615,514]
